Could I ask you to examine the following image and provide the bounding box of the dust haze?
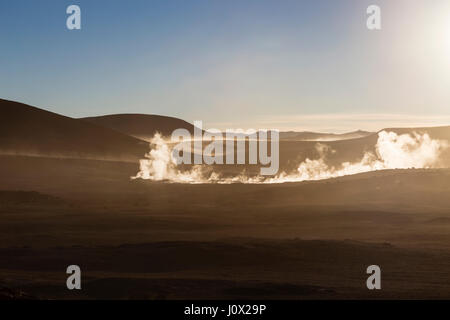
[133,130,448,183]
[2,99,450,300]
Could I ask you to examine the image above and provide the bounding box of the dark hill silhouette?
[1,98,450,168]
[0,99,147,161]
[81,114,196,141]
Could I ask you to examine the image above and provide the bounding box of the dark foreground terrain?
[1,154,450,299]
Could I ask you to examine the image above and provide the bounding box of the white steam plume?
[132,134,206,183]
[132,131,448,184]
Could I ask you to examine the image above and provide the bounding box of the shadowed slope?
[81,114,196,141]
[0,99,147,161]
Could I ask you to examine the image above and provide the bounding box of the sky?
[1,0,450,132]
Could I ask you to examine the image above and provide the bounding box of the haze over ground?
[2,0,450,300]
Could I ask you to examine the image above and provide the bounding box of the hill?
[0,99,147,161]
[279,130,373,141]
[81,114,196,141]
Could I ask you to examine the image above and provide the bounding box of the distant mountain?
[279,130,374,141]
[274,125,450,172]
[1,98,449,169]
[379,126,450,141]
[81,114,196,142]
[0,99,147,161]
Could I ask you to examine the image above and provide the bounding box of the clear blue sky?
[1,0,450,132]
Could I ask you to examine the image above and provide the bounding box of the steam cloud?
[132,131,448,184]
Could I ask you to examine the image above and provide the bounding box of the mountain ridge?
[0,99,148,162]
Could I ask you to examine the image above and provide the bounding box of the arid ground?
[1,99,450,299]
